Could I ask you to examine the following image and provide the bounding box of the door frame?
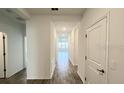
[0,32,7,79]
[85,12,110,84]
[3,33,7,78]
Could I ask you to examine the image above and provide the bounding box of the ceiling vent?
[51,8,59,11]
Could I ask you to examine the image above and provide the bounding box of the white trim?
[50,63,56,79]
[77,70,85,83]
[105,11,110,84]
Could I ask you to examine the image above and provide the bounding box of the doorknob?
[97,69,105,73]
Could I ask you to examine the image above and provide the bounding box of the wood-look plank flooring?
[0,51,83,84]
[0,69,27,84]
[27,62,83,84]
[28,51,83,84]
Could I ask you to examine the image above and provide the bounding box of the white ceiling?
[25,8,85,16]
[53,22,78,32]
[24,8,84,33]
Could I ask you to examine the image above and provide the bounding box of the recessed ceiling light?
[63,27,66,31]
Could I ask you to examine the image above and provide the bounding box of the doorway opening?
[50,31,82,84]
[57,32,69,72]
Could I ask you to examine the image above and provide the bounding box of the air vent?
[51,8,59,11]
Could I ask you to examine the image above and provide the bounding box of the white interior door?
[0,32,4,78]
[86,17,108,84]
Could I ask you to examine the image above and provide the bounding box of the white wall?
[50,23,57,78]
[68,27,79,66]
[26,15,81,79]
[69,30,75,65]
[0,11,26,77]
[26,16,51,79]
[74,27,79,66]
[108,9,124,83]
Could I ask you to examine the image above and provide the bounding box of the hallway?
[1,8,124,84]
[0,0,124,92]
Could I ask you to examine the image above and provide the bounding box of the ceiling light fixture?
[63,27,66,31]
[51,8,59,11]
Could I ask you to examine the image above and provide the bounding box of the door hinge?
[4,69,6,72]
[3,53,6,56]
[85,56,87,60]
[3,36,5,39]
[85,77,87,81]
[85,34,87,38]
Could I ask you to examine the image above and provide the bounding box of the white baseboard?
[77,70,85,83]
[50,63,56,79]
